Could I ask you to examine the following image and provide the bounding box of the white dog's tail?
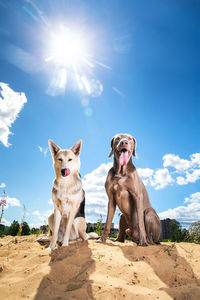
[87,232,99,239]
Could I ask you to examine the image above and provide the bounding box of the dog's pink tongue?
[65,168,70,176]
[119,151,129,166]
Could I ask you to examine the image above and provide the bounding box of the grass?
[92,252,105,260]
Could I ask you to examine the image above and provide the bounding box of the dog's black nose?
[120,140,128,147]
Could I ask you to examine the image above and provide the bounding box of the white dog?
[46,139,97,250]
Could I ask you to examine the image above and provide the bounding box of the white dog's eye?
[68,158,72,161]
[58,158,63,162]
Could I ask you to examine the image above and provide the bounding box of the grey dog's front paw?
[138,237,148,247]
[96,236,106,243]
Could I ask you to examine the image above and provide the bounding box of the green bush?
[30,228,39,235]
[96,216,103,236]
[169,220,182,242]
[9,220,20,236]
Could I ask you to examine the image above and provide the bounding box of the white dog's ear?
[71,140,82,156]
[108,137,115,157]
[132,136,137,158]
[48,140,60,157]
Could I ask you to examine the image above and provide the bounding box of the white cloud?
[139,153,200,189]
[38,146,48,157]
[82,163,113,220]
[163,154,192,171]
[29,223,44,229]
[33,210,41,216]
[185,169,200,184]
[163,153,200,186]
[1,218,11,226]
[137,168,154,186]
[32,209,53,222]
[48,198,53,205]
[190,153,200,167]
[176,176,187,185]
[176,169,200,185]
[0,83,27,147]
[184,192,200,204]
[138,167,174,190]
[152,168,174,190]
[4,196,21,209]
[0,183,6,188]
[159,192,200,223]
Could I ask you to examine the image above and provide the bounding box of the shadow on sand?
[34,240,95,300]
[108,241,200,300]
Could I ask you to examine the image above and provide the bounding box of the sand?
[0,235,200,300]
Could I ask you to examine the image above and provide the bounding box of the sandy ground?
[0,235,200,300]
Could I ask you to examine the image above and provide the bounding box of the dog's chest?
[52,185,82,217]
[110,177,131,215]
[56,188,72,203]
[111,178,127,196]
[112,177,127,192]
[110,177,130,207]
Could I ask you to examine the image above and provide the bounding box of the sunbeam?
[46,25,89,68]
[44,24,106,98]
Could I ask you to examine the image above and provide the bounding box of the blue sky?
[0,0,199,228]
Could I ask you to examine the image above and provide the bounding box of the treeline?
[168,220,200,243]
[0,219,200,244]
[0,220,45,237]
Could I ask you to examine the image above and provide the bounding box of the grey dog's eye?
[58,158,62,162]
[68,158,72,161]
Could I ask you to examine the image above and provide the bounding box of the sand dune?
[0,235,200,299]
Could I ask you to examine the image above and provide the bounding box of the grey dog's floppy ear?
[108,137,115,157]
[132,136,137,157]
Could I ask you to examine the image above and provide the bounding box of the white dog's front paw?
[45,247,52,252]
[62,240,69,247]
[48,243,56,250]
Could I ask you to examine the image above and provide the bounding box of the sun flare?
[45,24,105,98]
[46,25,89,69]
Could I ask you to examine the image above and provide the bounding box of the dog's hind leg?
[115,214,128,243]
[144,208,161,244]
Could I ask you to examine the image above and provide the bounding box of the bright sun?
[45,24,104,98]
[46,25,89,69]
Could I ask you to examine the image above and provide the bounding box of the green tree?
[9,220,20,236]
[187,221,200,243]
[169,220,182,242]
[4,226,10,235]
[22,221,30,235]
